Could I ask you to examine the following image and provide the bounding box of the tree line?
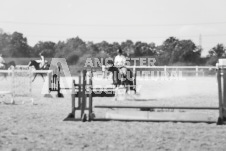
[0,29,225,66]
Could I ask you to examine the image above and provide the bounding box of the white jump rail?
[0,70,52,74]
[32,70,53,74]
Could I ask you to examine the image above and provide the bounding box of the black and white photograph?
[0,0,226,150]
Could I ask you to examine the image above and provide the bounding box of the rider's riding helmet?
[117,48,122,54]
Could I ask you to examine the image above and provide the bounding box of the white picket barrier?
[13,68,33,104]
[0,70,14,104]
[0,68,33,104]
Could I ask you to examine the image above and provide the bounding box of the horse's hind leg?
[40,74,45,82]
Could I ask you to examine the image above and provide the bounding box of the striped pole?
[81,70,87,118]
[89,70,93,119]
[223,69,226,121]
[218,68,223,123]
[196,66,198,77]
[29,67,34,104]
[11,67,15,104]
[71,80,76,117]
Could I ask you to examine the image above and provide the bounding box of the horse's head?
[28,60,40,70]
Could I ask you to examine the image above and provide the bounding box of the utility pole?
[199,34,202,48]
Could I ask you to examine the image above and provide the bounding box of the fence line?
[125,66,216,77]
[125,65,215,69]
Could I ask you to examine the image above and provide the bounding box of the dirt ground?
[0,76,226,151]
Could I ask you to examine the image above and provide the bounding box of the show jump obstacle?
[64,69,137,121]
[64,60,226,124]
[216,59,226,124]
[42,65,67,98]
[0,67,33,104]
[48,66,64,97]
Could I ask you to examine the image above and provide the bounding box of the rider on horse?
[0,54,6,69]
[114,48,127,75]
[105,49,134,92]
[35,51,45,69]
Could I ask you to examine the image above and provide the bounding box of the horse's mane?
[28,60,40,70]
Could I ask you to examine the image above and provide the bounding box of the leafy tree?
[0,32,11,57]
[157,37,179,65]
[86,41,100,55]
[208,44,225,57]
[148,42,156,55]
[121,40,134,57]
[111,42,120,56]
[10,32,30,57]
[54,41,65,57]
[205,56,218,66]
[0,31,30,57]
[96,41,114,57]
[206,44,226,65]
[54,37,87,64]
[134,41,156,57]
[174,40,200,63]
[158,37,200,65]
[32,41,56,57]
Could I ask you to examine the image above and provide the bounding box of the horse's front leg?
[3,73,7,79]
[32,74,38,82]
[0,73,6,80]
[123,80,129,94]
[126,84,129,93]
[114,86,119,101]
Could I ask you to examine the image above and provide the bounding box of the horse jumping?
[28,60,50,82]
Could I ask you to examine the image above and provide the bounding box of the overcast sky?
[0,0,225,56]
